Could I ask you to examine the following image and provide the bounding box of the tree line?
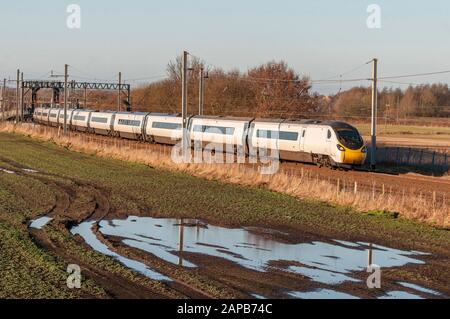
[11,57,449,119]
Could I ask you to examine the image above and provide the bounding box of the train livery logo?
[66,4,81,30]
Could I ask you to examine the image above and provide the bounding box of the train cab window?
[336,129,364,150]
[327,130,332,139]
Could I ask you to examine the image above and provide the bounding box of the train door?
[326,128,333,155]
[300,128,306,151]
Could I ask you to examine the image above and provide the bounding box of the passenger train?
[33,107,367,168]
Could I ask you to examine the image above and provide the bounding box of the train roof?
[191,115,255,121]
[115,111,150,115]
[254,118,358,130]
[149,113,181,117]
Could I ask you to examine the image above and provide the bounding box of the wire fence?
[368,146,449,174]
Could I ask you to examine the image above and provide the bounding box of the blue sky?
[1,0,450,94]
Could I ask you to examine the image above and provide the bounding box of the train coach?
[33,107,367,168]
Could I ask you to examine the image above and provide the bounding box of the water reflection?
[29,216,53,229]
[96,216,429,287]
[288,289,359,299]
[71,221,171,281]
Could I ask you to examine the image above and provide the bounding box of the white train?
[33,107,367,168]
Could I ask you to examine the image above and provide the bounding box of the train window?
[91,117,109,124]
[42,113,48,116]
[49,113,57,118]
[327,130,332,139]
[257,130,299,141]
[73,115,86,121]
[279,131,299,141]
[118,119,141,126]
[336,129,363,149]
[302,130,306,138]
[152,122,182,130]
[193,125,235,135]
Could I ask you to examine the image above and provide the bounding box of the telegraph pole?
[198,67,204,116]
[20,72,24,121]
[1,79,5,121]
[84,85,87,109]
[370,58,378,170]
[64,64,69,134]
[118,72,122,112]
[16,69,20,122]
[181,51,188,158]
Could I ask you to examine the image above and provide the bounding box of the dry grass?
[1,122,448,227]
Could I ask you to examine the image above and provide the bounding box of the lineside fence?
[368,146,449,175]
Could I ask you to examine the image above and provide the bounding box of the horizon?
[1,1,450,94]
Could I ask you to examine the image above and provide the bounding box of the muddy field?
[0,132,449,299]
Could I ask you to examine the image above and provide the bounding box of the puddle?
[288,289,359,299]
[71,221,171,282]
[22,168,38,173]
[0,168,15,174]
[398,282,441,296]
[29,217,53,229]
[251,293,267,300]
[379,291,423,299]
[94,216,430,287]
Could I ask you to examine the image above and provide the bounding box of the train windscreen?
[336,129,364,150]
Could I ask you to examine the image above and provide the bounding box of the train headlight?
[336,144,345,152]
[361,146,367,153]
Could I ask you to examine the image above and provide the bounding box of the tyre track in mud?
[0,156,219,298]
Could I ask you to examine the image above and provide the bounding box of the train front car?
[329,122,366,168]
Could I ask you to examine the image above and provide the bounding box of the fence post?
[432,151,436,176]
[406,147,412,165]
[337,178,340,197]
[433,191,436,210]
[354,182,358,195]
[372,182,376,200]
